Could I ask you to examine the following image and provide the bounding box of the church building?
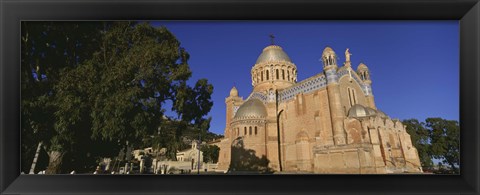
[216,41,422,174]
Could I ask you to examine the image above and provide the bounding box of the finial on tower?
[230,85,239,97]
[269,34,275,45]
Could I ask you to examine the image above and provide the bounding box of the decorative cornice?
[278,73,327,102]
[245,91,267,102]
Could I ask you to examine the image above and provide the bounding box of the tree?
[403,119,433,168]
[22,21,215,173]
[21,22,103,173]
[425,118,460,173]
[51,22,214,173]
[201,145,220,163]
[229,137,273,173]
[403,118,460,174]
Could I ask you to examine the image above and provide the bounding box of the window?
[261,71,264,81]
[282,69,285,80]
[244,127,247,135]
[352,89,357,104]
[287,70,290,81]
[348,88,357,106]
[276,69,279,79]
[255,126,258,135]
[249,126,252,135]
[348,88,353,106]
[266,70,269,80]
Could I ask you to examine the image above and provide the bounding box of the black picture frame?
[1,0,479,194]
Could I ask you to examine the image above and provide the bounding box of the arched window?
[255,126,258,135]
[249,126,252,135]
[282,69,285,80]
[348,88,358,106]
[348,88,353,106]
[352,89,357,104]
[266,70,269,80]
[276,69,279,80]
[287,70,290,81]
[244,127,247,135]
[261,71,264,81]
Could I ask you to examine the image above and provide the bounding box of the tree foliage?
[201,145,220,163]
[403,118,460,174]
[425,118,460,173]
[21,21,215,173]
[21,22,103,173]
[403,119,433,167]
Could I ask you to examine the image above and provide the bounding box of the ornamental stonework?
[217,44,422,174]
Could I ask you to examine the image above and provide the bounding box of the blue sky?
[150,21,459,135]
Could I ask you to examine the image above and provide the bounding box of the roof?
[348,104,390,119]
[233,98,267,119]
[255,45,292,64]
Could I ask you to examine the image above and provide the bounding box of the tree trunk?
[29,141,43,174]
[46,151,64,174]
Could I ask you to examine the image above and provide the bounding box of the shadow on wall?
[228,137,274,174]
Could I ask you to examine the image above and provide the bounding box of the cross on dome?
[269,34,275,45]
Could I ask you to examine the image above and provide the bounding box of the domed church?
[216,41,422,174]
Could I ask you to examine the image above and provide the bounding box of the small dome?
[256,45,292,64]
[348,104,389,119]
[357,63,369,70]
[348,104,368,118]
[322,47,336,56]
[234,98,267,119]
[365,107,377,116]
[229,86,238,97]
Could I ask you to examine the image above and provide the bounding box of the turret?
[357,63,376,109]
[225,86,243,138]
[322,47,338,68]
[357,63,371,84]
[229,86,239,97]
[322,47,346,145]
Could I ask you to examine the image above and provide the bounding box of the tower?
[251,41,297,92]
[217,86,244,171]
[225,86,243,138]
[322,47,346,145]
[357,63,376,109]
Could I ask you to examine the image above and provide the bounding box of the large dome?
[255,45,292,64]
[233,98,267,119]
